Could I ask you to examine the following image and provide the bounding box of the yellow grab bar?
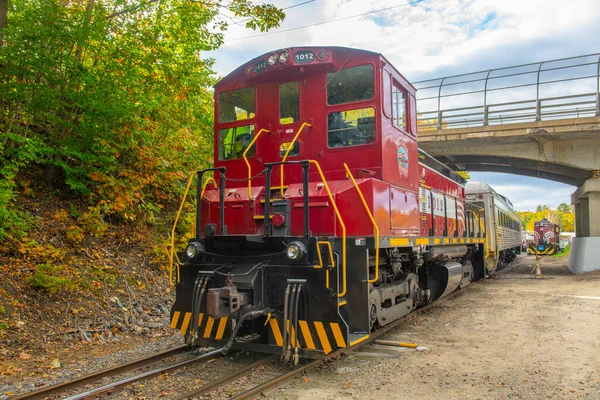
[343,163,379,283]
[166,171,196,286]
[315,241,335,289]
[165,174,218,286]
[200,177,217,199]
[280,122,311,196]
[308,160,346,298]
[471,210,489,258]
[243,128,270,200]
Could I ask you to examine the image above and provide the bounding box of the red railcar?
[169,47,488,361]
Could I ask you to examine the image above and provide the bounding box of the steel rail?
[61,348,223,400]
[174,355,278,400]
[9,345,191,400]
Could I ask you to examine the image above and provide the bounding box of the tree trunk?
[0,0,8,45]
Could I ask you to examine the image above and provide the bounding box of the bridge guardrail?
[414,53,600,130]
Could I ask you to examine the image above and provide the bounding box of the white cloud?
[207,0,598,209]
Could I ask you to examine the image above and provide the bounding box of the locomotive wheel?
[369,298,378,331]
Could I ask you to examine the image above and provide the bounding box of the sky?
[207,0,600,211]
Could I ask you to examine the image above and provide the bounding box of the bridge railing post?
[437,110,442,130]
[535,99,542,121]
[483,105,489,126]
[596,92,600,117]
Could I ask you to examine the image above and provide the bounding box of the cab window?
[218,87,256,123]
[218,125,255,160]
[326,65,374,105]
[280,82,300,124]
[392,81,407,130]
[328,107,375,148]
[279,141,300,157]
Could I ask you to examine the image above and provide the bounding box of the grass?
[26,263,78,295]
[553,244,570,258]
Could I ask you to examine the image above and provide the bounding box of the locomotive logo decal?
[397,145,409,177]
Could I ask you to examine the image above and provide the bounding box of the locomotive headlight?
[279,51,290,64]
[186,242,204,259]
[267,53,278,66]
[286,241,306,261]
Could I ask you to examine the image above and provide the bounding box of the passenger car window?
[327,65,374,105]
[218,87,256,123]
[218,125,255,160]
[279,141,300,157]
[280,82,300,124]
[328,107,375,148]
[392,81,406,130]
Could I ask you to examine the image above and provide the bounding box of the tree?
[517,204,575,232]
[456,171,471,180]
[557,202,572,213]
[0,0,285,241]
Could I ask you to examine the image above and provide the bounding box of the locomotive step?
[253,215,274,220]
[259,198,286,204]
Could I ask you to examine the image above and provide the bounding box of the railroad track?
[202,287,471,400]
[12,282,476,400]
[10,345,216,400]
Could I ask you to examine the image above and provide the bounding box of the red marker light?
[272,213,285,227]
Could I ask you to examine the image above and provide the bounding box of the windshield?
[218,125,256,160]
[280,82,300,124]
[218,87,256,123]
[327,64,374,105]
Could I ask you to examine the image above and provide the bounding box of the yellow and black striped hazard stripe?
[268,319,350,355]
[170,311,230,340]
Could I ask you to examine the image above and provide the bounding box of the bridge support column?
[569,177,600,274]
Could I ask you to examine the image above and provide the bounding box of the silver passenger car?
[466,181,522,271]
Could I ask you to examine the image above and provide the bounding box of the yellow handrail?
[165,171,196,286]
[343,163,379,283]
[243,128,270,200]
[315,241,335,289]
[164,174,217,286]
[472,210,489,258]
[280,122,311,196]
[308,160,346,298]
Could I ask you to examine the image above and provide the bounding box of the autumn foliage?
[0,0,284,350]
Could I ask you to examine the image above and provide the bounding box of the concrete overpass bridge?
[414,53,600,273]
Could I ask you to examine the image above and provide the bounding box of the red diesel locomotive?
[529,219,560,255]
[167,47,489,361]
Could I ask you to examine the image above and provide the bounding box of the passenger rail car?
[167,47,492,361]
[465,181,521,270]
[529,219,560,255]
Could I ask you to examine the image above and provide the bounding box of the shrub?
[26,264,76,295]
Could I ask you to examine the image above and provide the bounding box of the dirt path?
[273,255,600,400]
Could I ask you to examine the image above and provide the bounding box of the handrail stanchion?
[343,163,379,284]
[218,167,226,235]
[196,170,204,239]
[264,165,272,237]
[301,161,310,241]
[243,128,270,200]
[280,122,311,196]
